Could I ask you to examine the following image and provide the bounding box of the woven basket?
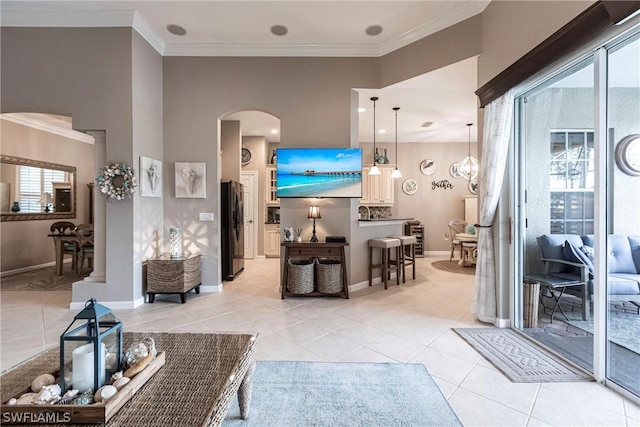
[287,258,314,294]
[316,258,342,294]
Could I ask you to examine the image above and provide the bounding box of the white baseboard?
[1,261,60,277]
[495,317,510,328]
[200,284,223,293]
[70,296,145,310]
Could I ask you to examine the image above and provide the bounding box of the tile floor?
[1,256,639,426]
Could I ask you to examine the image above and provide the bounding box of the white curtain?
[473,89,515,323]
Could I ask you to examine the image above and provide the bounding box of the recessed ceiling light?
[270,25,288,36]
[270,129,279,134]
[358,108,366,113]
[365,25,383,36]
[378,129,386,134]
[166,24,187,36]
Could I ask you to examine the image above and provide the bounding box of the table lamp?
[40,192,53,212]
[307,206,321,243]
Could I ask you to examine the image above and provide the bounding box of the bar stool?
[368,238,401,289]
[389,235,417,283]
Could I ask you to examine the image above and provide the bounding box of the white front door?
[241,172,257,259]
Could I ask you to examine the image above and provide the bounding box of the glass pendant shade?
[458,156,478,181]
[391,107,402,179]
[390,168,402,178]
[458,123,478,182]
[368,96,379,176]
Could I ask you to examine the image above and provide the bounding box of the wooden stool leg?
[396,247,401,285]
[411,244,416,279]
[368,246,373,286]
[400,244,406,284]
[382,249,388,290]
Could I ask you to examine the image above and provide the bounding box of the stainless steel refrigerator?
[221,180,245,281]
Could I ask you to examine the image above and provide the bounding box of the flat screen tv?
[276,148,362,198]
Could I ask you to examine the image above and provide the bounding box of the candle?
[72,343,105,392]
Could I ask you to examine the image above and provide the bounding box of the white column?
[83,130,106,283]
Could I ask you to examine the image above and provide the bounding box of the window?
[549,130,594,234]
[18,165,67,213]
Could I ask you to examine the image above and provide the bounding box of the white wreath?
[96,162,137,201]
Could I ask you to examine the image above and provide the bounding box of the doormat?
[453,328,592,383]
[223,361,461,426]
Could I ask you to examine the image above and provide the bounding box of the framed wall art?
[140,156,162,197]
[175,162,206,198]
[420,159,436,175]
[402,178,418,195]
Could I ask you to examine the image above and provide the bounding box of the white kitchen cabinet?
[360,165,394,206]
[265,165,279,205]
[265,223,281,257]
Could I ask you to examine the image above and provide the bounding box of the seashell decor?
[31,373,56,392]
[35,384,62,404]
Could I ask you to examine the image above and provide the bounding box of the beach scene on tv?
[276,148,363,198]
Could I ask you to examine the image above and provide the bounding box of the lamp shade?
[368,96,380,175]
[39,192,53,204]
[307,206,321,219]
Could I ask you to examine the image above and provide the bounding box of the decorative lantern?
[169,227,182,258]
[59,299,123,393]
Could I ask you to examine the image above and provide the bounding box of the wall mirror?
[0,155,76,221]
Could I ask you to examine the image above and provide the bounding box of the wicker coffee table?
[1,332,257,426]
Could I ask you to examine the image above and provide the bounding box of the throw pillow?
[562,240,594,276]
[580,245,595,263]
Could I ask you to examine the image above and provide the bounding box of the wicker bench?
[0,332,257,426]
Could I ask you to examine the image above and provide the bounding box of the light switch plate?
[199,212,214,221]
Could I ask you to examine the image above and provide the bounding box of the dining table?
[455,232,478,267]
[47,233,78,276]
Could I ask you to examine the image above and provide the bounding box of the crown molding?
[0,114,95,144]
[378,1,490,56]
[132,11,166,54]
[1,9,166,55]
[1,2,489,57]
[0,9,134,27]
[163,43,380,57]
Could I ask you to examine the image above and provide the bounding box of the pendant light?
[368,96,381,176]
[458,123,478,182]
[390,107,402,178]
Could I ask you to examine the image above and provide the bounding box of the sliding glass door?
[514,26,639,400]
[604,34,640,397]
[517,58,595,371]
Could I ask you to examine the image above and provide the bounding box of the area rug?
[566,311,640,355]
[0,266,86,291]
[431,260,475,275]
[453,328,592,383]
[223,361,461,426]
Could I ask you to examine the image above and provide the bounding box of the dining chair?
[74,224,94,276]
[447,219,467,262]
[50,221,77,272]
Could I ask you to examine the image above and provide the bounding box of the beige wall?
[0,2,594,303]
[478,1,594,87]
[0,119,95,271]
[1,27,140,304]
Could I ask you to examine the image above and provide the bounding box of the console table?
[147,253,201,303]
[281,242,349,299]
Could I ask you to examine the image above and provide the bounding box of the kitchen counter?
[358,218,414,227]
